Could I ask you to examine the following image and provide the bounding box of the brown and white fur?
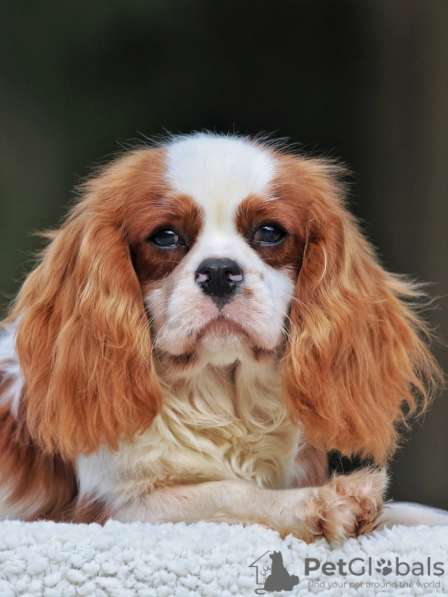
[0,133,445,542]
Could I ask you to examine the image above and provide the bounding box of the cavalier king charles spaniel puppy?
[0,132,445,542]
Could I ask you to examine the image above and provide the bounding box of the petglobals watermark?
[249,552,446,594]
[304,555,445,577]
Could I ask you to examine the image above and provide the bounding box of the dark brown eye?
[253,224,286,246]
[149,228,185,249]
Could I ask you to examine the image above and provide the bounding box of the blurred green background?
[1,0,447,506]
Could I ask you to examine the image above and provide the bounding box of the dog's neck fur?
[1,324,311,518]
[77,356,303,512]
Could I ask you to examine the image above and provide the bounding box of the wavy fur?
[278,156,441,463]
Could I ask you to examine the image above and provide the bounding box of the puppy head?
[10,133,440,461]
[140,134,299,370]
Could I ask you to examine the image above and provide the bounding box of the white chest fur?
[77,361,302,510]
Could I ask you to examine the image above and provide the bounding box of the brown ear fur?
[9,151,163,459]
[279,156,442,464]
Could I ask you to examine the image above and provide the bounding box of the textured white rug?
[0,520,447,596]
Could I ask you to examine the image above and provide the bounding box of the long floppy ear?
[280,156,442,465]
[10,161,161,460]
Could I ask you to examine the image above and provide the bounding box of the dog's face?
[9,133,437,463]
[132,135,300,369]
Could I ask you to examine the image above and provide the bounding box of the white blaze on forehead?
[165,133,276,226]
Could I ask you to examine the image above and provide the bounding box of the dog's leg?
[113,468,386,543]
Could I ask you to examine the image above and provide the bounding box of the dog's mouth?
[157,316,276,371]
[196,317,249,342]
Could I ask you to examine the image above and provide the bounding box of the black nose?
[195,258,244,306]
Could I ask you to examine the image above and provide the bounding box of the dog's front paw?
[303,468,387,544]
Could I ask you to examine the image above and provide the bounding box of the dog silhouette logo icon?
[249,550,299,593]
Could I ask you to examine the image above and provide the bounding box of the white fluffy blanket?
[0,521,447,596]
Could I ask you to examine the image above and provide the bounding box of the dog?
[0,132,445,541]
[264,551,299,592]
